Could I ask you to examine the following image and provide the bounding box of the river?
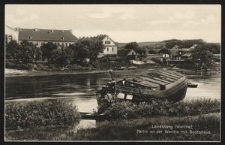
[5,71,221,129]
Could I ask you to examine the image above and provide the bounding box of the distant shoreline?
[5,68,220,78]
[5,68,109,77]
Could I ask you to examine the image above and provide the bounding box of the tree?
[191,44,214,68]
[69,37,104,65]
[18,40,37,64]
[158,48,170,54]
[61,46,74,67]
[163,39,182,49]
[87,39,104,63]
[180,39,205,48]
[149,49,157,54]
[125,42,139,50]
[6,40,20,62]
[125,41,146,56]
[69,40,89,64]
[35,47,42,62]
[41,42,58,63]
[205,43,220,54]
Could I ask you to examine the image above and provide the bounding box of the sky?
[5,5,221,43]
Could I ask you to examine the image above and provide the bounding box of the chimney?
[69,29,72,34]
[34,28,38,31]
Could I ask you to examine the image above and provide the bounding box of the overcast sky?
[5,5,221,43]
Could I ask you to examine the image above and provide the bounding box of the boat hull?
[115,79,188,102]
[96,70,189,103]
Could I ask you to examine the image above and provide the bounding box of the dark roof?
[118,49,136,56]
[18,28,78,42]
[94,34,117,46]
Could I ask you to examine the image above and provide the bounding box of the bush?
[5,100,81,130]
[6,62,34,70]
[98,98,220,119]
[6,62,17,68]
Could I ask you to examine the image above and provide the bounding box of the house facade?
[5,25,19,43]
[170,44,197,60]
[5,26,78,47]
[102,36,117,55]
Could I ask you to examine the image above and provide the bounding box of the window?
[107,47,109,51]
[112,47,114,52]
[105,41,111,44]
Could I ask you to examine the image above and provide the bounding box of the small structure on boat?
[96,70,195,103]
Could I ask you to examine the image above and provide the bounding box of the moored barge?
[96,70,189,103]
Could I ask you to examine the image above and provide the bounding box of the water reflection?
[185,77,221,101]
[73,120,96,132]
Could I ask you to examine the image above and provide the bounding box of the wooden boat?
[96,70,190,103]
[80,112,109,120]
[188,83,198,88]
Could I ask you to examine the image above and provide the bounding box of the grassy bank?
[5,98,220,141]
[5,113,220,141]
[97,98,220,119]
[5,100,81,130]
[70,113,220,141]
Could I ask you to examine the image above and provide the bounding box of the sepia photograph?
[4,4,221,142]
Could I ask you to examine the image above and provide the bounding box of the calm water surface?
[5,72,221,129]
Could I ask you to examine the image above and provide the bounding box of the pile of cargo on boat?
[96,70,193,105]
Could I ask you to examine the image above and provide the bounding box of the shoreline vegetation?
[5,98,220,141]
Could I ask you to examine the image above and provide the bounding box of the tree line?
[6,37,220,70]
[6,36,104,68]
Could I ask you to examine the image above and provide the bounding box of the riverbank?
[5,112,220,141]
[4,68,154,77]
[5,67,220,79]
[5,68,108,77]
[5,98,221,141]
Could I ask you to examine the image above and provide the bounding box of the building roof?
[94,34,117,46]
[118,49,136,56]
[5,25,17,31]
[18,28,78,42]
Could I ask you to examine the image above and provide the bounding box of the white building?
[5,25,19,43]
[102,35,117,55]
[5,26,78,47]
